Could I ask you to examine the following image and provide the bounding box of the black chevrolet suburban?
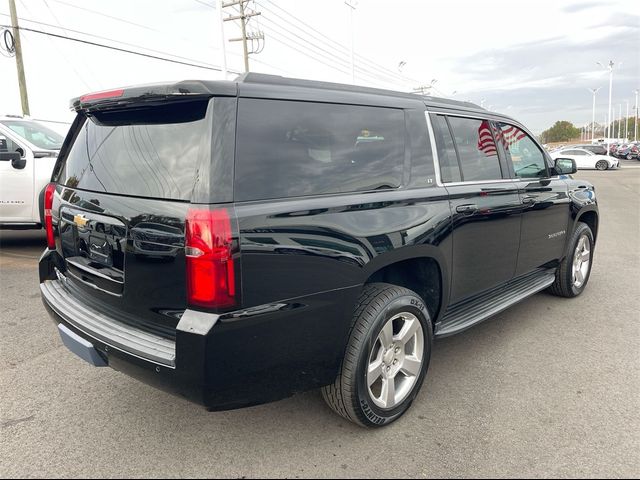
[40,74,598,427]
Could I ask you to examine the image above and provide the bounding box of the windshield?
[0,120,64,150]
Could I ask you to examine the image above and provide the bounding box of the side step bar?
[436,269,556,337]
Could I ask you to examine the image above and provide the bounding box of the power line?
[0,23,232,73]
[256,2,414,87]
[194,0,216,9]
[0,12,234,70]
[257,1,420,86]
[258,17,405,89]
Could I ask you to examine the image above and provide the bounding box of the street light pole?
[597,60,615,149]
[588,87,600,142]
[625,100,629,140]
[634,89,639,142]
[618,104,622,139]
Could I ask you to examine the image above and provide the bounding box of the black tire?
[548,222,594,298]
[321,283,433,428]
[595,160,608,170]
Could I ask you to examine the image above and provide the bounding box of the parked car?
[0,116,63,228]
[550,147,619,170]
[564,143,608,156]
[40,74,598,427]
[615,143,639,160]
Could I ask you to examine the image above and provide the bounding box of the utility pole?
[345,0,357,84]
[223,0,262,73]
[413,79,438,96]
[217,0,228,79]
[8,0,30,116]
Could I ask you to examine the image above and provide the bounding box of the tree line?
[540,118,637,143]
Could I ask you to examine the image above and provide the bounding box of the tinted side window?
[407,109,435,188]
[563,149,585,155]
[496,123,547,178]
[431,114,461,183]
[235,99,404,201]
[447,116,502,181]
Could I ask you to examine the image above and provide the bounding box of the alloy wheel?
[366,312,424,409]
[572,234,591,288]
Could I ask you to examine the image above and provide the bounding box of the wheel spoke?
[381,376,396,408]
[581,249,590,262]
[575,268,584,284]
[378,321,393,348]
[397,317,419,345]
[368,359,383,387]
[400,356,422,377]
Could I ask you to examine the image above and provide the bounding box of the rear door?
[0,130,34,222]
[51,97,223,337]
[494,121,571,276]
[431,113,521,303]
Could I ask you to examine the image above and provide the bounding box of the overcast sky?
[0,0,638,134]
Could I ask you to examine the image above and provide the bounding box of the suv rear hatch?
[48,87,234,341]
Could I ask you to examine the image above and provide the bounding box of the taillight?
[44,182,56,249]
[185,208,236,309]
[79,89,125,103]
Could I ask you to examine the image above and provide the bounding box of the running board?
[435,269,556,337]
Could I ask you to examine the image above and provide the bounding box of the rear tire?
[321,283,433,427]
[548,222,594,298]
[595,160,608,170]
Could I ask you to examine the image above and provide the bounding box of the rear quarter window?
[235,99,405,201]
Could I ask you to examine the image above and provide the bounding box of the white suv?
[0,116,64,228]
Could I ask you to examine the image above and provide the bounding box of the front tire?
[548,222,594,298]
[595,160,608,170]
[322,283,433,427]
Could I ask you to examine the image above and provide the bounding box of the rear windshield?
[57,100,210,200]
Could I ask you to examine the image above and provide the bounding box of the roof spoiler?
[71,80,237,113]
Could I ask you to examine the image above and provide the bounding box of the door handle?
[522,196,536,204]
[455,204,478,214]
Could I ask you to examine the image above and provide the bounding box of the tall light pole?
[618,104,622,139]
[625,100,629,140]
[597,60,615,148]
[345,0,357,84]
[634,89,639,142]
[588,87,600,142]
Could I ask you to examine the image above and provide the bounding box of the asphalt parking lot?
[1,164,639,478]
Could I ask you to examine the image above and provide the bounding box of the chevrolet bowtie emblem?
[73,214,89,228]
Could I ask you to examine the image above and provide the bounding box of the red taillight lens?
[44,182,56,249]
[185,208,236,309]
[79,89,125,103]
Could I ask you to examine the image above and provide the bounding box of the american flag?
[477,120,497,156]
[495,124,527,151]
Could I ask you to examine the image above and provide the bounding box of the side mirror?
[554,157,577,175]
[0,152,27,169]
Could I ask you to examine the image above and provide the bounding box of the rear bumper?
[39,249,359,410]
[41,278,176,367]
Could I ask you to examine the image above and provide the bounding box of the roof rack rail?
[237,72,484,111]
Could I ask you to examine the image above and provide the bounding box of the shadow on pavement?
[0,229,47,250]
